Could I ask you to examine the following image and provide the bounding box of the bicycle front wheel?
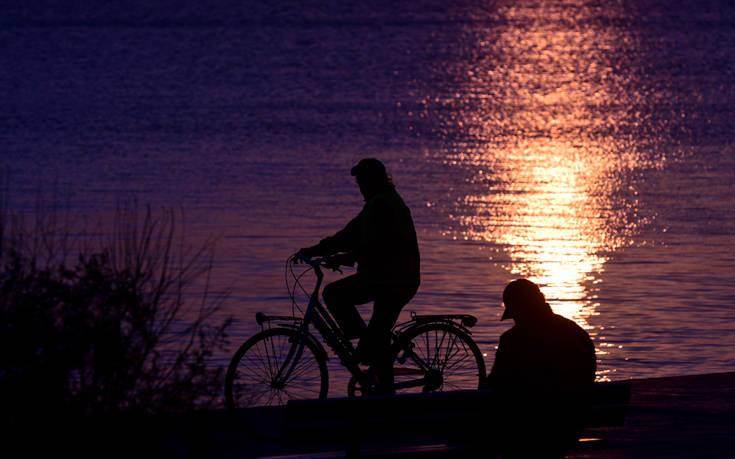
[394,322,486,393]
[225,328,328,409]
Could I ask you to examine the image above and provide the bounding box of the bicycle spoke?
[433,329,448,369]
[246,341,278,380]
[444,353,472,372]
[425,330,433,367]
[241,386,275,406]
[226,329,327,409]
[288,360,321,382]
[282,382,322,399]
[394,323,485,394]
[255,341,284,382]
[265,334,280,378]
[439,332,458,370]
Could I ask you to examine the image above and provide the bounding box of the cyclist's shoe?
[422,370,443,392]
[370,374,396,396]
[371,385,396,396]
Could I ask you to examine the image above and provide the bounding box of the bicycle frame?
[254,253,482,395]
[259,254,374,391]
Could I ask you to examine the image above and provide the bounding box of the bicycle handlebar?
[293,251,344,273]
[294,251,315,265]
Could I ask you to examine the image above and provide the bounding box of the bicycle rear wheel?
[225,328,328,410]
[394,322,486,393]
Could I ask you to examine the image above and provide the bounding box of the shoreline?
[22,371,735,458]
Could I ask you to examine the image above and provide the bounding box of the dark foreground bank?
[16,372,735,458]
[567,372,735,459]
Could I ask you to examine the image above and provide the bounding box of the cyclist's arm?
[330,252,356,267]
[301,213,361,257]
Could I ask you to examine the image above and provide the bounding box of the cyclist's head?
[351,158,394,198]
[501,279,551,323]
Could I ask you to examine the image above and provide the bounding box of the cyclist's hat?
[351,158,388,181]
[501,278,546,321]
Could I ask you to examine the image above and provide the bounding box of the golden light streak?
[443,2,656,335]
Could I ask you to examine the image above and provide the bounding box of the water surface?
[2,0,734,395]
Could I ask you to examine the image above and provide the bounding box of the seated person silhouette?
[486,279,597,458]
[298,158,420,395]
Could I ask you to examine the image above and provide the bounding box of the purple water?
[2,0,734,396]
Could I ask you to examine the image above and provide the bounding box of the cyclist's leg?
[360,284,418,394]
[322,274,372,340]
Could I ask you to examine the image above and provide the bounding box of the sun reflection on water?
[433,2,664,378]
[457,139,620,328]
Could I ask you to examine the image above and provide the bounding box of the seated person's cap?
[501,278,545,321]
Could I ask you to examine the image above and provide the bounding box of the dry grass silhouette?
[0,186,231,426]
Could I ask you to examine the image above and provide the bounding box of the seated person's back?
[486,279,597,457]
[489,310,596,395]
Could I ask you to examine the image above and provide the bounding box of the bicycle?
[224,253,487,413]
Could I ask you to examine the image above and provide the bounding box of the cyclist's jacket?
[312,187,420,287]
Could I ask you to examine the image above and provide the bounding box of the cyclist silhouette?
[298,158,420,394]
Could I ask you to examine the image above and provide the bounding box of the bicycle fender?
[398,319,474,339]
[272,325,330,362]
[304,332,329,362]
